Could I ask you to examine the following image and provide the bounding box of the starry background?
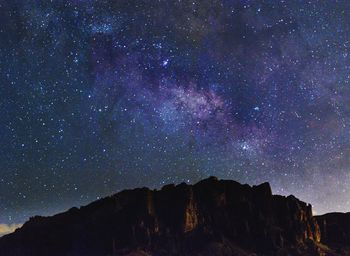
[1,0,350,227]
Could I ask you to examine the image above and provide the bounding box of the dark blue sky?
[1,0,350,227]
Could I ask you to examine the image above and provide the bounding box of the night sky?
[1,0,350,230]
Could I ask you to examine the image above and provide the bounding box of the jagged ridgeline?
[0,177,346,255]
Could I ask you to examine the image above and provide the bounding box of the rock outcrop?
[0,177,325,256]
[316,212,350,255]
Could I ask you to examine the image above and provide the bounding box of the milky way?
[1,1,350,225]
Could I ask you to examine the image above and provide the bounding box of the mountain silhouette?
[0,177,348,255]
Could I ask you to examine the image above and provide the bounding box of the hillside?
[0,177,340,256]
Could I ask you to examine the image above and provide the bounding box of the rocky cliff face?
[316,212,350,255]
[0,177,324,256]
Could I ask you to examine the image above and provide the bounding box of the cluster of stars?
[1,0,350,226]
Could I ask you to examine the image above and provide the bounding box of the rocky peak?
[0,177,325,256]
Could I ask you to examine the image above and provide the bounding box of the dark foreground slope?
[0,177,329,256]
[316,213,350,255]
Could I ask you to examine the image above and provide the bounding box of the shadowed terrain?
[0,177,347,256]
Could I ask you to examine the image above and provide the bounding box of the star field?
[1,0,350,225]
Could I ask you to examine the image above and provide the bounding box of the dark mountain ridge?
[316,212,350,255]
[0,177,347,255]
